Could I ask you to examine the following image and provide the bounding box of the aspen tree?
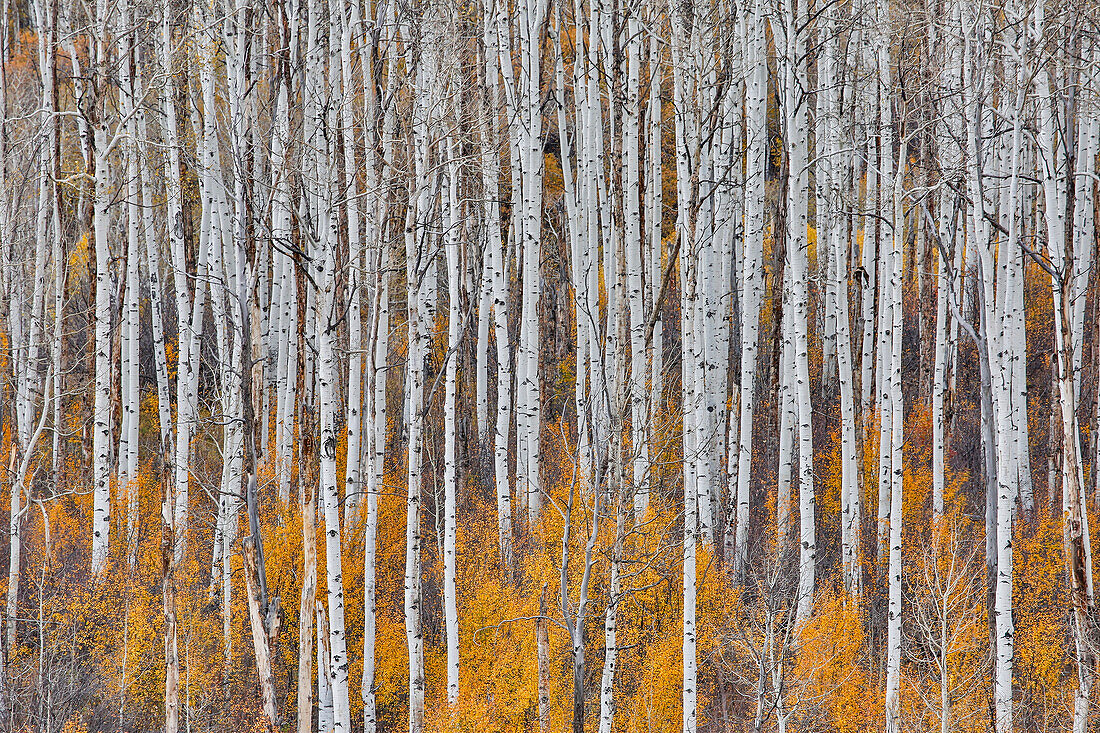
[163,0,207,560]
[817,0,859,598]
[536,585,550,733]
[5,0,1100,724]
[298,481,317,733]
[194,0,234,571]
[194,0,244,632]
[363,237,388,730]
[341,0,365,530]
[1072,40,1099,509]
[404,7,445,728]
[714,26,742,523]
[879,0,904,724]
[733,0,766,581]
[272,0,300,506]
[625,4,647,530]
[362,3,395,725]
[857,88,879,427]
[212,0,253,649]
[883,143,906,733]
[40,0,63,484]
[89,0,116,574]
[1070,56,1097,406]
[598,491,626,733]
[476,268,491,456]
[516,0,548,522]
[152,2,185,724]
[986,10,1031,726]
[3,377,51,669]
[958,17,1004,641]
[559,427,606,733]
[644,24,663,508]
[3,0,58,658]
[777,0,815,628]
[29,0,56,481]
[599,106,633,729]
[931,0,963,520]
[317,600,335,730]
[558,0,598,492]
[442,131,462,708]
[138,114,173,475]
[309,0,353,725]
[243,525,279,726]
[483,0,514,574]
[669,2,699,726]
[1036,4,1094,728]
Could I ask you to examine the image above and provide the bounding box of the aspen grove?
[2,0,1100,730]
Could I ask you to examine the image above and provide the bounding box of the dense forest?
[0,0,1097,730]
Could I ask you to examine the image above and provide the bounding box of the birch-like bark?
[858,134,878,425]
[1036,8,1093,727]
[644,30,663,505]
[311,0,352,725]
[116,0,140,566]
[624,7,647,528]
[931,0,962,520]
[884,129,905,733]
[669,4,698,724]
[560,439,604,733]
[363,149,390,732]
[163,472,179,733]
[404,9,443,728]
[598,493,626,733]
[989,23,1030,727]
[271,0,298,505]
[163,0,206,561]
[138,113,174,474]
[880,4,904,727]
[818,0,859,598]
[483,0,514,574]
[734,0,765,581]
[90,0,115,574]
[341,0,365,530]
[516,0,548,523]
[443,133,461,708]
[317,600,335,731]
[298,480,317,733]
[778,0,815,627]
[361,16,393,709]
[5,0,56,654]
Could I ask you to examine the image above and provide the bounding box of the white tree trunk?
[403,10,443,728]
[818,1,859,598]
[317,600,335,732]
[443,136,462,708]
[299,481,317,733]
[516,0,547,522]
[880,8,905,727]
[778,0,815,626]
[733,0,766,581]
[310,0,352,725]
[670,6,698,728]
[484,0,514,573]
[90,55,113,574]
[624,9,647,530]
[119,13,141,562]
[644,31,663,509]
[341,0,364,530]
